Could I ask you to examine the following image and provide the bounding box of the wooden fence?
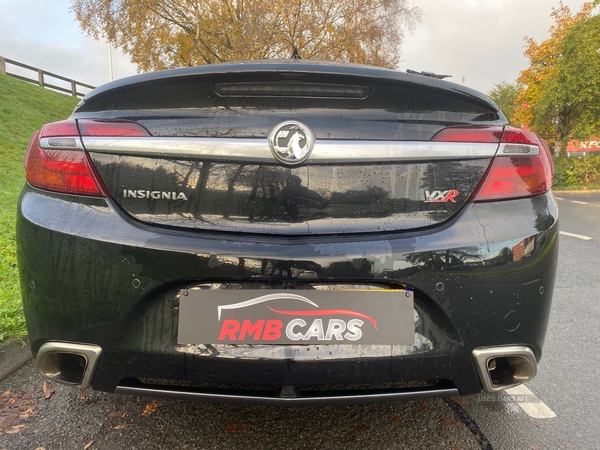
[0,56,95,98]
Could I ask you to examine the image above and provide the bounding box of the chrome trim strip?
[81,136,499,163]
[115,381,459,406]
[498,143,540,156]
[40,137,84,150]
[36,342,102,389]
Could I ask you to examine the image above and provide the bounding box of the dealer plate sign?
[178,289,414,345]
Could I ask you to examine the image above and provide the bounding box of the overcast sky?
[0,0,593,95]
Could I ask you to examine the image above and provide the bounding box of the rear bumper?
[17,186,559,399]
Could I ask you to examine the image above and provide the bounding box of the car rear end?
[17,60,558,405]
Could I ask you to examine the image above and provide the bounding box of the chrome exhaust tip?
[472,346,537,393]
[36,342,102,389]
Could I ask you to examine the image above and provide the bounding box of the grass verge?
[0,74,79,342]
[553,153,600,190]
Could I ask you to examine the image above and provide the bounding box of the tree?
[71,0,422,72]
[488,81,520,125]
[513,2,594,141]
[537,12,600,141]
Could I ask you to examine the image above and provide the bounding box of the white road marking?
[560,231,592,240]
[505,385,556,419]
[555,196,564,200]
[572,200,588,204]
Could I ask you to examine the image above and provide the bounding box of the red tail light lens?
[432,126,503,143]
[39,120,79,137]
[471,156,551,201]
[471,127,552,202]
[26,120,99,196]
[25,145,105,196]
[501,128,539,144]
[25,119,150,196]
[540,139,555,177]
[77,120,150,137]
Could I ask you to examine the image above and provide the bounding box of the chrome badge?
[268,121,315,165]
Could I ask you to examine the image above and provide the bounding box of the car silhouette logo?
[268,120,315,164]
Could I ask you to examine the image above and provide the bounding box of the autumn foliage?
[514,2,597,143]
[71,0,422,71]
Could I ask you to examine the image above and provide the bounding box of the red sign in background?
[566,138,600,153]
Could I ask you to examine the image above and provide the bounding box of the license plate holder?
[178,289,414,345]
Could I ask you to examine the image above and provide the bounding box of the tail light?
[24,119,149,197]
[431,126,503,143]
[433,126,553,202]
[540,139,555,177]
[77,120,150,137]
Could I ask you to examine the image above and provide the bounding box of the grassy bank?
[0,74,79,341]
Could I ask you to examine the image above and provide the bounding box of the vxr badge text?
[424,190,459,203]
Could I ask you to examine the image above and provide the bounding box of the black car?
[17,60,558,405]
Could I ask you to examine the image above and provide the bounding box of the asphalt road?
[1,191,599,450]
[467,191,600,449]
